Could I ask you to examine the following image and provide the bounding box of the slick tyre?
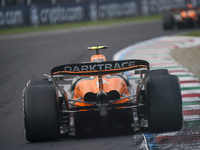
[23,85,59,142]
[163,13,174,30]
[148,69,169,77]
[146,75,183,132]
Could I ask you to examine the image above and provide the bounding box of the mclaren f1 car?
[163,4,200,29]
[22,46,183,142]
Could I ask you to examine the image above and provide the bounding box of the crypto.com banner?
[0,0,189,28]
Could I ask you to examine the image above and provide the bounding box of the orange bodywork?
[180,10,198,22]
[180,11,188,18]
[72,76,130,106]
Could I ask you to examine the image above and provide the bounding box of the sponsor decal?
[0,9,23,26]
[64,61,135,72]
[42,5,84,24]
[51,59,149,76]
[0,0,190,28]
[29,4,84,26]
[89,1,138,20]
[148,0,185,13]
[29,4,40,26]
[89,1,98,21]
[141,0,149,15]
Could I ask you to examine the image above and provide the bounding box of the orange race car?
[22,46,183,142]
[163,4,200,29]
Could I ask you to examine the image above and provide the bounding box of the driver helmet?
[90,54,106,62]
[187,4,193,8]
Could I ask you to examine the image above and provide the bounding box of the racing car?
[163,4,200,29]
[22,46,183,142]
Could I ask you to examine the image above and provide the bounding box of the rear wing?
[51,59,149,76]
[51,59,149,109]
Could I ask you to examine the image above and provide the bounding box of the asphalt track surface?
[0,20,189,150]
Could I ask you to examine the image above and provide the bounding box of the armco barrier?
[0,0,191,28]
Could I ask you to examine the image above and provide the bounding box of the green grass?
[182,29,200,37]
[0,14,161,35]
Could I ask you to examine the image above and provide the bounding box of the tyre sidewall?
[23,85,60,142]
[145,75,183,132]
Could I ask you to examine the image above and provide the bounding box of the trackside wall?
[0,0,196,28]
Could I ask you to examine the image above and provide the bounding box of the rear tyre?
[148,69,169,77]
[23,85,60,142]
[163,13,174,30]
[191,20,197,28]
[145,75,183,132]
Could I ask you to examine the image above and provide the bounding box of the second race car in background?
[163,4,200,29]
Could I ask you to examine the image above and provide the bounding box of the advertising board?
[0,0,189,28]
